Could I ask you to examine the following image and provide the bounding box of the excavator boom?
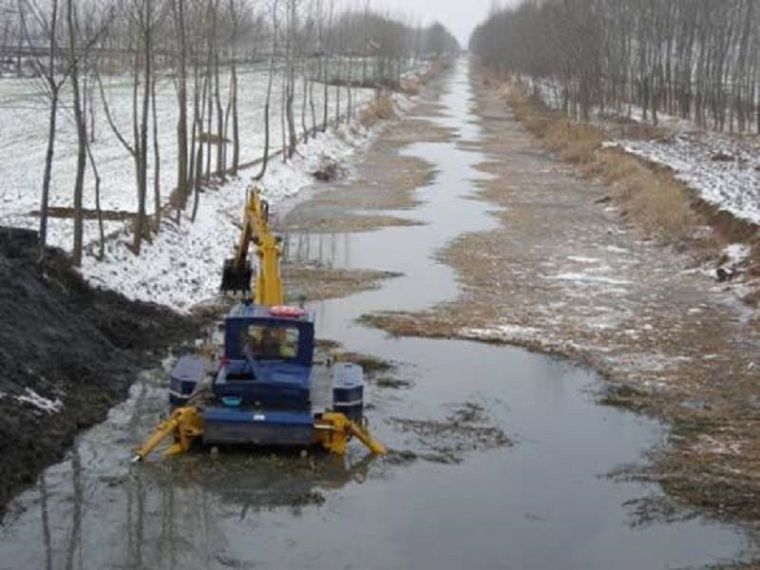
[221,187,284,305]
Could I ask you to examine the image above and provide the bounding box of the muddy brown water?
[0,60,755,569]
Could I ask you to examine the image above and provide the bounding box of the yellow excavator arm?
[221,186,284,305]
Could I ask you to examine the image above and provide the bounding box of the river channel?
[0,60,753,569]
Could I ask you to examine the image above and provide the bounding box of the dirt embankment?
[0,228,200,515]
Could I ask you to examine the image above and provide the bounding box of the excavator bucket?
[221,259,253,293]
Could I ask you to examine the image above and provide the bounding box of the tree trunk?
[174,0,189,205]
[254,54,276,180]
[134,0,152,255]
[38,0,61,254]
[39,89,59,251]
[85,139,103,260]
[151,51,161,231]
[322,55,329,131]
[231,60,239,174]
[191,144,202,222]
[213,4,224,178]
[67,0,86,267]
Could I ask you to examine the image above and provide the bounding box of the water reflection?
[282,230,352,269]
[20,419,378,570]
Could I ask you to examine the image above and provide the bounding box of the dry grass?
[400,79,422,96]
[598,113,669,140]
[359,94,397,128]
[400,56,454,96]
[507,86,699,244]
[620,171,697,241]
[620,123,670,141]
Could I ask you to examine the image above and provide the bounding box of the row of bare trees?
[8,0,458,263]
[470,0,760,131]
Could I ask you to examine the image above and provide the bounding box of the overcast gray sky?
[370,0,516,48]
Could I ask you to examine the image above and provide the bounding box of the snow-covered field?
[0,67,416,312]
[529,78,760,226]
[0,65,417,313]
[0,64,375,251]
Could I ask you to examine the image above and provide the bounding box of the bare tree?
[471,0,760,135]
[65,0,88,265]
[98,0,163,255]
[18,0,64,253]
[254,0,279,180]
[171,0,189,206]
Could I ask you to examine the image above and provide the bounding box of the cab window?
[240,324,300,360]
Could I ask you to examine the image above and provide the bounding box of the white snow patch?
[461,324,541,341]
[724,243,751,264]
[16,388,63,414]
[692,435,743,456]
[0,67,380,251]
[548,272,633,287]
[567,256,600,264]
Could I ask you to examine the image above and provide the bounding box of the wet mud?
[390,402,512,464]
[0,227,200,515]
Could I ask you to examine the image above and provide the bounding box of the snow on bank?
[461,324,541,342]
[606,134,760,225]
[16,388,63,414]
[527,77,760,227]
[724,243,751,265]
[80,108,404,313]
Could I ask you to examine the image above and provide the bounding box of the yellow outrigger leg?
[315,412,387,455]
[131,406,204,463]
[133,408,385,462]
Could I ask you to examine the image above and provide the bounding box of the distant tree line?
[470,0,760,132]
[4,0,458,263]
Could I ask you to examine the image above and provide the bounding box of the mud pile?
[0,227,199,514]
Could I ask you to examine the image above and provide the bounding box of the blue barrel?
[169,355,206,407]
[331,363,364,422]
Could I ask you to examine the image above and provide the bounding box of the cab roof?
[227,302,315,323]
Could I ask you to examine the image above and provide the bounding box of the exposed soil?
[282,112,454,235]
[282,265,402,302]
[27,207,136,221]
[0,227,200,516]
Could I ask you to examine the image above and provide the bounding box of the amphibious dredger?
[133,187,385,461]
